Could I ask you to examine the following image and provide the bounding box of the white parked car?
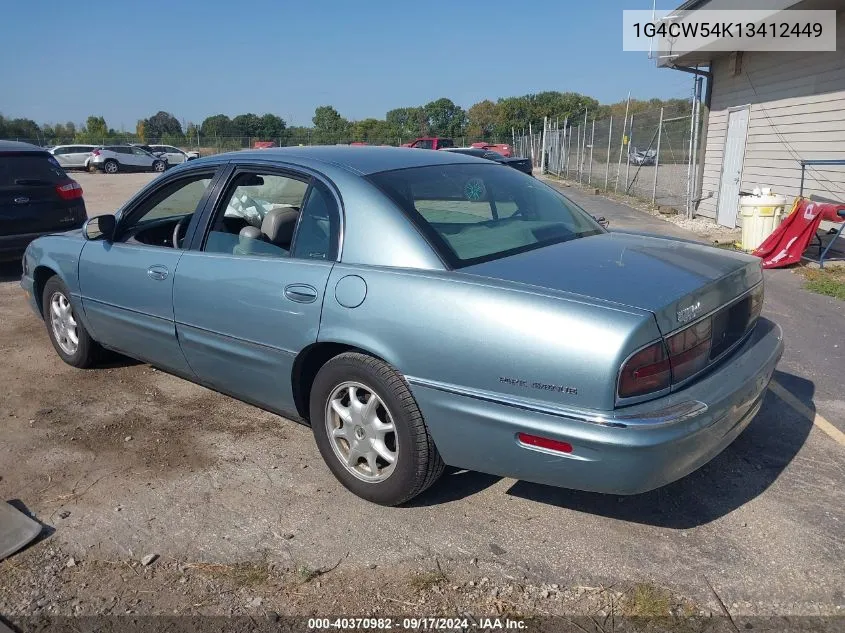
[87,146,166,174]
[49,145,98,170]
[147,144,199,164]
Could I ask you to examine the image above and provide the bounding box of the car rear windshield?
[367,163,604,268]
[0,153,68,186]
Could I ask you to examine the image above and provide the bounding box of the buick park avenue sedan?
[21,146,783,505]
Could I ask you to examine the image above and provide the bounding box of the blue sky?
[2,0,689,129]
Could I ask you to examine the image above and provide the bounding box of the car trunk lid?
[460,231,763,335]
[0,153,86,235]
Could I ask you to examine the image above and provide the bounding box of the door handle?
[147,265,169,281]
[284,284,318,303]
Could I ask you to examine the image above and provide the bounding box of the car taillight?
[748,284,764,328]
[618,341,671,398]
[666,317,712,383]
[92,149,100,156]
[56,180,83,200]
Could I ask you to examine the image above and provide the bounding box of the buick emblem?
[677,301,701,324]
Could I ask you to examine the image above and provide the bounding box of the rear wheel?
[103,159,119,174]
[310,352,444,506]
[42,277,99,368]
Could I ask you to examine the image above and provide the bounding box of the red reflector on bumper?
[517,433,573,454]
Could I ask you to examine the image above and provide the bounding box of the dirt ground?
[1,171,843,629]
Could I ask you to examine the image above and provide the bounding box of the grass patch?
[186,562,269,587]
[713,241,741,250]
[296,564,320,583]
[408,568,448,592]
[797,266,845,301]
[623,583,672,617]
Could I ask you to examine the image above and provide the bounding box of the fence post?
[605,116,613,190]
[528,122,533,166]
[541,116,548,173]
[625,115,634,194]
[566,125,573,178]
[615,94,631,192]
[588,118,595,186]
[652,107,664,206]
[579,110,588,183]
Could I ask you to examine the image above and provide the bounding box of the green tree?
[200,114,234,138]
[386,106,426,139]
[312,106,348,143]
[286,125,312,145]
[76,116,109,143]
[232,113,261,137]
[257,113,285,139]
[142,111,183,140]
[467,100,498,140]
[350,118,394,143]
[0,115,42,141]
[423,98,465,138]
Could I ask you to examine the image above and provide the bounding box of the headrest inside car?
[261,208,299,246]
[239,225,262,241]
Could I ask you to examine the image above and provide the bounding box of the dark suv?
[0,141,87,262]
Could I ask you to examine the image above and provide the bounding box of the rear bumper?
[410,318,783,495]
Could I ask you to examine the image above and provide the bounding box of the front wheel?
[310,352,444,506]
[153,160,166,172]
[42,277,100,368]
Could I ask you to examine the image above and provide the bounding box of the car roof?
[0,140,47,154]
[193,145,487,175]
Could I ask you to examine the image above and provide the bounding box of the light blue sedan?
[20,147,783,505]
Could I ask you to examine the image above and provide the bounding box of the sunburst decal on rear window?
[464,178,486,201]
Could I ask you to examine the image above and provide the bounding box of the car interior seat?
[231,207,299,257]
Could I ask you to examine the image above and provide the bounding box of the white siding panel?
[696,9,845,224]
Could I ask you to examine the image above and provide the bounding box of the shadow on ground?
[503,369,813,528]
[0,262,22,283]
[409,467,502,506]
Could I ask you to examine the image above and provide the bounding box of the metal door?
[716,106,750,227]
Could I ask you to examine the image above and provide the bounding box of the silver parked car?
[148,144,199,164]
[20,147,783,506]
[88,145,166,174]
[49,145,98,170]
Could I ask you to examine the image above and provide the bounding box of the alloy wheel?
[50,292,78,355]
[325,381,398,482]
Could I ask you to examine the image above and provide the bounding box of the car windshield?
[368,163,605,268]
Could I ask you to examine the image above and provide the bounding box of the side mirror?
[593,215,610,229]
[84,214,116,241]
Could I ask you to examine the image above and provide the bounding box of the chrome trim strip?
[406,375,707,429]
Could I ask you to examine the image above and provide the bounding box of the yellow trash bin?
[739,188,787,251]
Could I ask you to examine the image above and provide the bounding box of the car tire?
[310,352,444,506]
[103,159,119,174]
[153,160,166,173]
[42,276,99,369]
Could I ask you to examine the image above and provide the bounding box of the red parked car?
[401,137,454,150]
[470,142,512,157]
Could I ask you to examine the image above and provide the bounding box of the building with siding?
[660,1,845,229]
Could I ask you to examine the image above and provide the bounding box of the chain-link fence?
[515,102,698,213]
